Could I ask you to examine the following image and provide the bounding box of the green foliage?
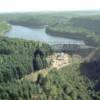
[46,16,100,46]
[0,37,51,100]
[33,64,92,100]
[0,37,50,83]
[33,54,44,70]
[0,80,40,100]
[0,21,11,36]
[33,48,48,71]
[0,12,100,100]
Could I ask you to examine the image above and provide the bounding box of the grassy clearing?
[23,67,52,82]
[0,21,11,35]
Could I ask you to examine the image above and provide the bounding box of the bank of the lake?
[46,27,99,46]
[0,22,11,36]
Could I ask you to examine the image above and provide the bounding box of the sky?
[0,0,100,13]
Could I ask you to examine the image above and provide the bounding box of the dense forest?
[0,32,52,99]
[0,12,100,100]
[0,37,52,82]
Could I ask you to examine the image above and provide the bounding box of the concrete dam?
[50,43,94,56]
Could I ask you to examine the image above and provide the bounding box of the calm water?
[5,25,85,45]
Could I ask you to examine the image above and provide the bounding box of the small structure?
[56,52,64,60]
[47,52,70,69]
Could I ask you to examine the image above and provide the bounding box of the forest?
[0,12,100,100]
[46,17,100,46]
[0,21,52,99]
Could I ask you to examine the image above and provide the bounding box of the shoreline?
[46,28,99,46]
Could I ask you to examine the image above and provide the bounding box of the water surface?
[5,25,85,45]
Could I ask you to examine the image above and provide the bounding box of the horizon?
[0,0,100,13]
[0,10,100,14]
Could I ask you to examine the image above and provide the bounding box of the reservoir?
[5,25,85,45]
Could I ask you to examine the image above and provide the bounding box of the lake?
[5,25,85,45]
